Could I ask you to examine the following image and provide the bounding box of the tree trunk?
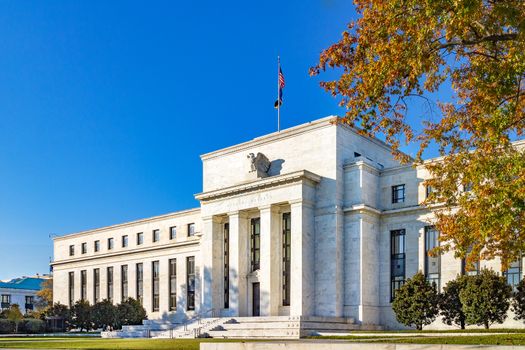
[417,324,422,331]
[460,320,465,330]
[484,320,489,329]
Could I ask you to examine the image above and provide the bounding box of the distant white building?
[51,116,525,336]
[0,275,49,315]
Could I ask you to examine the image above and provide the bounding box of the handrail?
[180,308,218,332]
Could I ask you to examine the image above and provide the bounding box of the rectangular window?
[504,259,522,290]
[425,226,440,290]
[250,218,261,271]
[461,247,480,276]
[1,294,11,310]
[153,229,160,243]
[392,184,405,203]
[170,226,177,240]
[108,238,114,250]
[391,229,406,301]
[69,245,75,256]
[80,270,87,301]
[122,235,128,248]
[187,256,195,310]
[81,243,87,254]
[121,265,128,301]
[107,267,114,302]
[224,223,230,309]
[25,296,34,311]
[152,261,160,312]
[188,223,195,237]
[94,240,100,252]
[282,213,291,306]
[68,272,74,307]
[136,263,144,304]
[137,232,144,245]
[425,185,434,199]
[94,268,100,303]
[169,258,177,311]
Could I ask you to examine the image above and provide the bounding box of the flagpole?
[277,56,280,132]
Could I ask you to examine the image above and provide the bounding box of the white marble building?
[51,116,524,330]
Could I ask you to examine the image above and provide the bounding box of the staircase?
[102,315,380,339]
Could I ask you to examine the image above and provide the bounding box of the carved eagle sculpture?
[247,152,271,176]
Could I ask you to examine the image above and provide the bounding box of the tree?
[70,300,92,332]
[6,304,23,333]
[34,278,53,315]
[511,277,525,322]
[460,268,512,329]
[92,300,117,330]
[116,298,147,329]
[439,275,468,329]
[391,272,439,330]
[311,0,525,269]
[45,302,70,332]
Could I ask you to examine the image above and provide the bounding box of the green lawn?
[0,338,242,350]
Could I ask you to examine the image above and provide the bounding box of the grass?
[0,337,246,350]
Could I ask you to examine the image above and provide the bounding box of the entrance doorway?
[252,282,260,316]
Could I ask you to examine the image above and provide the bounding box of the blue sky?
[0,1,442,280]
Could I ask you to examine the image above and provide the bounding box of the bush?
[116,298,147,329]
[392,272,439,330]
[460,268,512,329]
[439,274,468,329]
[70,300,92,331]
[0,319,15,334]
[21,318,45,334]
[92,299,117,330]
[512,277,525,322]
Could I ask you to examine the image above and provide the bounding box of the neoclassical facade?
[51,116,524,329]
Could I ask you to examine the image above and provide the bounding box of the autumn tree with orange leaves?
[311,0,525,269]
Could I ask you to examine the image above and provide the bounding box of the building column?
[290,200,315,316]
[228,211,249,316]
[259,205,281,316]
[201,215,223,314]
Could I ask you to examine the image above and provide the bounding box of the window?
[107,267,114,302]
[223,223,229,309]
[188,223,195,237]
[170,226,177,240]
[94,268,100,303]
[504,259,522,290]
[187,256,195,310]
[169,259,177,311]
[137,232,144,245]
[391,229,406,301]
[122,235,128,248]
[425,185,434,199]
[250,218,261,271]
[461,247,480,276]
[25,296,34,311]
[136,263,144,304]
[152,261,160,312]
[1,294,11,309]
[425,226,440,290]
[153,229,160,243]
[81,243,87,254]
[108,238,114,250]
[80,270,87,300]
[94,240,100,252]
[282,213,291,306]
[68,272,74,307]
[463,182,473,192]
[392,184,405,203]
[121,265,128,301]
[69,245,75,256]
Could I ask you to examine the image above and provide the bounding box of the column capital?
[258,204,280,213]
[289,199,315,209]
[228,210,249,218]
[201,215,223,223]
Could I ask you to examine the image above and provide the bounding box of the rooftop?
[0,276,48,291]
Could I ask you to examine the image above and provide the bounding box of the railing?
[147,308,218,339]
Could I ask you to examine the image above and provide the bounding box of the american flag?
[275,66,285,108]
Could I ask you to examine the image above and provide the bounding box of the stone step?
[206,328,300,339]
[218,322,298,330]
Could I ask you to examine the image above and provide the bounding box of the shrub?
[0,319,15,334]
[70,300,92,331]
[116,298,147,329]
[392,272,439,330]
[22,318,45,334]
[92,299,117,330]
[6,304,23,333]
[439,274,469,329]
[460,268,512,329]
[512,277,525,322]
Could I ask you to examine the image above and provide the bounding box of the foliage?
[391,272,439,330]
[0,319,14,334]
[92,299,117,330]
[439,274,468,329]
[116,298,147,329]
[22,318,46,334]
[460,268,512,329]
[6,304,24,333]
[35,278,53,315]
[312,0,525,268]
[70,300,92,332]
[512,277,525,322]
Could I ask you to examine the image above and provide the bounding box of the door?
[252,282,260,316]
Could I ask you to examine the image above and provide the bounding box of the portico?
[197,170,320,318]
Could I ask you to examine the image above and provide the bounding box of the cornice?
[195,170,321,202]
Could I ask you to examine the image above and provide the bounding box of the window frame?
[391,184,406,203]
[390,229,406,301]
